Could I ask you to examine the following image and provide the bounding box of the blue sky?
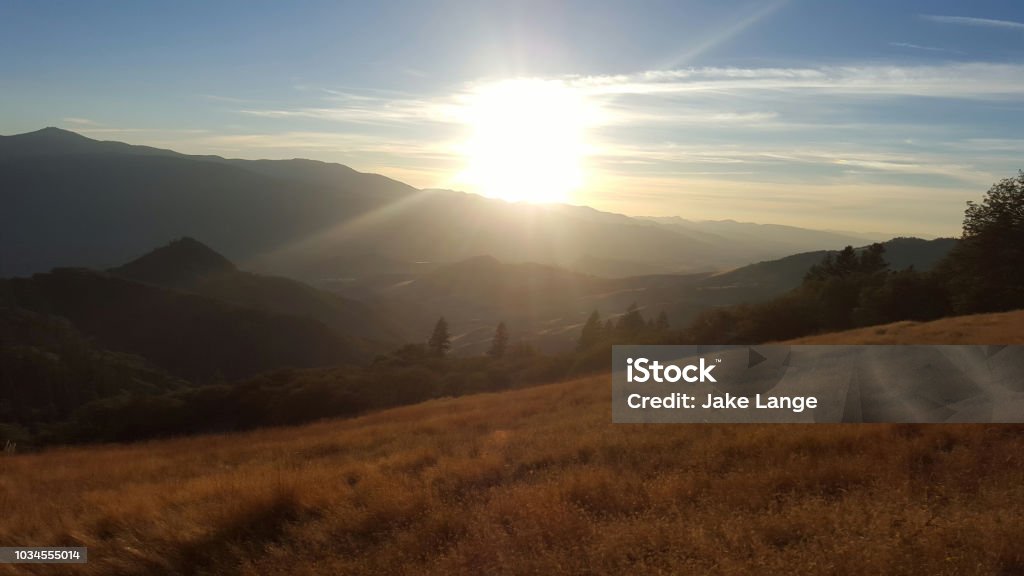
[3,0,1024,236]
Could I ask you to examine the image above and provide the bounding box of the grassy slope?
[1,313,1024,575]
[784,309,1024,344]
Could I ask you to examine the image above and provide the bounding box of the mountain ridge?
[3,128,888,280]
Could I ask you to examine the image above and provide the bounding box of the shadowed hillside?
[0,268,362,382]
[111,238,404,343]
[1,351,1021,574]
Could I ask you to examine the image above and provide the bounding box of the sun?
[457,78,591,204]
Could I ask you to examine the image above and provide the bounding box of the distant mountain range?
[332,236,957,353]
[1,127,891,280]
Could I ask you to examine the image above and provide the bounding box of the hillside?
[2,374,1021,574]
[111,238,404,343]
[784,309,1024,344]
[334,237,957,354]
[0,268,362,382]
[0,307,185,434]
[1,128,880,279]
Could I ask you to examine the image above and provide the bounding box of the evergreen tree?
[577,310,604,350]
[427,317,451,357]
[488,321,509,358]
[617,303,646,335]
[859,243,887,274]
[655,311,670,331]
[942,171,1024,313]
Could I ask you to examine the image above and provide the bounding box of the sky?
[3,0,1024,237]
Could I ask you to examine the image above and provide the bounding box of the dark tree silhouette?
[654,311,671,331]
[427,317,451,357]
[943,171,1024,313]
[616,303,646,335]
[488,321,509,358]
[577,310,603,350]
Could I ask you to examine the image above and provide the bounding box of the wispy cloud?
[888,42,964,55]
[572,63,1024,99]
[921,14,1024,30]
[233,62,1024,140]
[62,117,100,126]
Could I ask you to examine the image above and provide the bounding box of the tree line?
[685,171,1024,343]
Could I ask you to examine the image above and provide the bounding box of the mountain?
[332,237,957,353]
[707,236,958,296]
[111,238,405,343]
[111,236,237,289]
[0,267,364,382]
[2,128,879,280]
[638,216,891,255]
[0,128,414,278]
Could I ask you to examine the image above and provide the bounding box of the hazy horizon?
[4,0,1024,236]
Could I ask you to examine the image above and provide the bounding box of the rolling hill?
[1,310,1021,575]
[0,267,363,382]
[110,237,404,343]
[333,237,957,354]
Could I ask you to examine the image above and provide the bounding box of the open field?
[2,313,1024,575]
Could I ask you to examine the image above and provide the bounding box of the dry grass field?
[2,313,1024,575]
[784,309,1024,344]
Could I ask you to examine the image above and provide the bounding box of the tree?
[616,303,646,335]
[488,321,508,358]
[654,311,670,331]
[806,243,886,282]
[855,267,949,326]
[858,242,887,274]
[427,317,451,357]
[802,243,889,329]
[577,310,604,350]
[942,171,1024,313]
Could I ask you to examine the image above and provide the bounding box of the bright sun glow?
[457,79,592,204]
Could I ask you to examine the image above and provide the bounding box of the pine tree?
[655,311,670,331]
[427,317,451,357]
[488,321,509,358]
[617,303,646,335]
[577,310,603,350]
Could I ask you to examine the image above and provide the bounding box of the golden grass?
[1,377,1022,575]
[2,311,1023,575]
[784,309,1024,344]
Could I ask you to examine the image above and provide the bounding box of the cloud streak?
[921,14,1024,30]
[888,42,964,54]
[572,63,1024,99]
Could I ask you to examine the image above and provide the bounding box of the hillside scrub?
[1,373,1021,575]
